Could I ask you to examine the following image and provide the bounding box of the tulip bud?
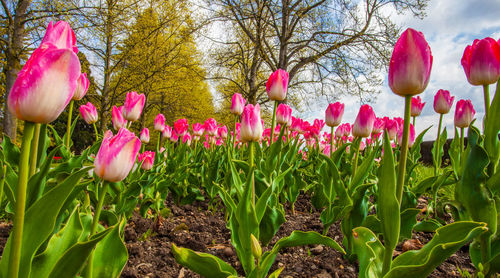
[433,89,454,114]
[461,38,500,86]
[79,102,98,124]
[384,118,398,140]
[276,104,292,126]
[454,99,475,128]
[325,102,344,127]
[138,151,155,171]
[174,118,189,137]
[154,114,165,131]
[352,105,376,138]
[240,104,263,142]
[163,125,172,139]
[217,126,228,139]
[231,93,246,115]
[140,128,150,144]
[411,96,426,117]
[372,117,385,135]
[123,91,145,122]
[204,118,218,136]
[94,128,141,182]
[170,133,178,143]
[42,21,78,53]
[335,125,344,138]
[192,123,205,137]
[389,28,433,96]
[397,123,416,148]
[112,106,127,130]
[250,234,262,259]
[266,69,289,101]
[182,132,192,146]
[342,123,351,137]
[73,73,89,100]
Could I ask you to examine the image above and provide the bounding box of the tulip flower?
[388,28,433,97]
[174,118,189,137]
[154,113,166,131]
[140,128,150,144]
[411,96,426,126]
[372,117,385,136]
[352,105,376,138]
[41,21,78,53]
[204,118,218,136]
[384,118,398,141]
[170,133,179,143]
[291,117,303,132]
[80,102,98,125]
[192,123,205,137]
[342,123,351,137]
[325,102,344,127]
[276,104,292,126]
[183,133,192,146]
[111,106,127,130]
[218,125,228,139]
[138,151,155,171]
[73,73,89,101]
[335,125,344,138]
[240,104,263,143]
[454,99,475,129]
[231,93,246,115]
[266,69,289,142]
[123,91,145,122]
[433,89,454,114]
[397,123,416,148]
[163,125,172,139]
[94,128,141,182]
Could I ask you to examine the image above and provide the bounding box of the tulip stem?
[352,138,360,178]
[483,84,490,121]
[330,126,334,157]
[459,127,464,166]
[382,247,393,276]
[232,115,237,154]
[93,123,99,141]
[396,96,412,205]
[8,121,35,278]
[29,123,41,177]
[65,100,74,150]
[86,181,108,278]
[270,101,278,143]
[249,141,255,206]
[412,116,415,127]
[157,131,161,153]
[434,114,443,176]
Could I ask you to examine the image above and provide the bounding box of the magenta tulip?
[174,118,189,137]
[411,96,426,117]
[433,89,454,114]
[204,118,218,136]
[94,128,141,182]
[123,91,145,122]
[389,28,433,96]
[154,114,165,131]
[372,117,385,135]
[138,151,155,170]
[461,38,500,85]
[325,102,344,127]
[182,133,192,146]
[140,128,150,144]
[240,104,263,142]
[192,123,205,137]
[163,125,172,139]
[218,125,228,139]
[41,21,78,53]
[111,106,127,130]
[266,69,289,101]
[454,99,476,128]
[73,73,89,100]
[170,133,179,143]
[79,102,98,124]
[231,93,246,115]
[276,104,292,125]
[352,105,376,138]
[397,123,416,147]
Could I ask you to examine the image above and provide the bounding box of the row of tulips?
[1,19,500,278]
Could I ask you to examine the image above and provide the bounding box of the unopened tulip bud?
[154,113,165,131]
[218,126,228,139]
[397,123,416,147]
[240,104,263,142]
[204,118,218,136]
[174,118,189,137]
[461,38,500,86]
[140,128,150,143]
[250,234,262,259]
[325,102,344,127]
[276,104,292,125]
[192,123,205,137]
[183,133,192,146]
[112,106,127,130]
[352,105,376,138]
[123,91,145,122]
[454,99,475,128]
[79,102,98,124]
[411,96,426,117]
[138,151,155,170]
[163,125,172,139]
[231,93,246,115]
[73,73,89,100]
[266,69,289,101]
[433,89,454,114]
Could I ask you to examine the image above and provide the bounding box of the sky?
[298,0,500,141]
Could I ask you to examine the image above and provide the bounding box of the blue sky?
[299,0,500,140]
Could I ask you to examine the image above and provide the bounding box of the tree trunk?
[99,1,114,132]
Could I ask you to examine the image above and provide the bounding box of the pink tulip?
[342,123,351,137]
[352,105,376,138]
[192,123,205,136]
[393,117,404,131]
[79,102,98,124]
[123,91,145,122]
[335,125,344,138]
[138,151,155,171]
[154,113,165,131]
[389,28,433,96]
[170,133,178,143]
[8,23,81,123]
[372,117,385,135]
[433,89,454,114]
[163,125,172,139]
[454,99,476,128]
[411,96,426,117]
[325,102,344,127]
[112,106,127,130]
[384,118,398,140]
[397,123,416,148]
[204,118,218,136]
[461,38,500,85]
[218,125,228,139]
[73,73,89,100]
[290,117,303,132]
[182,132,192,146]
[240,104,263,142]
[266,69,289,101]
[231,93,246,115]
[140,128,150,144]
[276,104,292,125]
[94,128,141,182]
[174,118,189,137]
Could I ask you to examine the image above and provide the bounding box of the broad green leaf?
[26,147,60,209]
[413,219,442,233]
[484,80,500,166]
[350,150,377,191]
[400,208,420,240]
[1,135,20,168]
[91,219,128,278]
[352,227,384,278]
[171,244,237,278]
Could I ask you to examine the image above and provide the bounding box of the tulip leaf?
[0,168,89,278]
[448,127,461,177]
[484,80,500,166]
[171,244,237,278]
[0,135,20,169]
[410,126,431,161]
[431,128,447,170]
[349,149,377,191]
[385,221,487,278]
[91,219,128,278]
[413,219,442,233]
[352,227,384,278]
[26,147,60,209]
[399,208,420,240]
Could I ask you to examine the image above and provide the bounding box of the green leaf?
[385,221,487,278]
[1,135,20,168]
[0,168,89,278]
[399,208,420,240]
[448,127,461,177]
[410,127,431,161]
[431,128,447,169]
[350,150,377,191]
[91,219,128,278]
[26,147,60,209]
[171,244,237,278]
[413,219,442,233]
[352,227,384,278]
[484,80,500,166]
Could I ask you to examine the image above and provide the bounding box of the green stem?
[232,115,237,154]
[480,234,491,266]
[434,114,444,176]
[352,138,360,178]
[330,126,334,157]
[65,100,74,149]
[270,101,278,143]
[412,116,415,127]
[396,96,412,205]
[0,165,6,207]
[86,181,108,278]
[8,122,35,278]
[483,84,490,122]
[249,142,255,206]
[93,123,99,141]
[459,127,464,167]
[382,247,393,276]
[157,131,161,153]
[29,124,41,177]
